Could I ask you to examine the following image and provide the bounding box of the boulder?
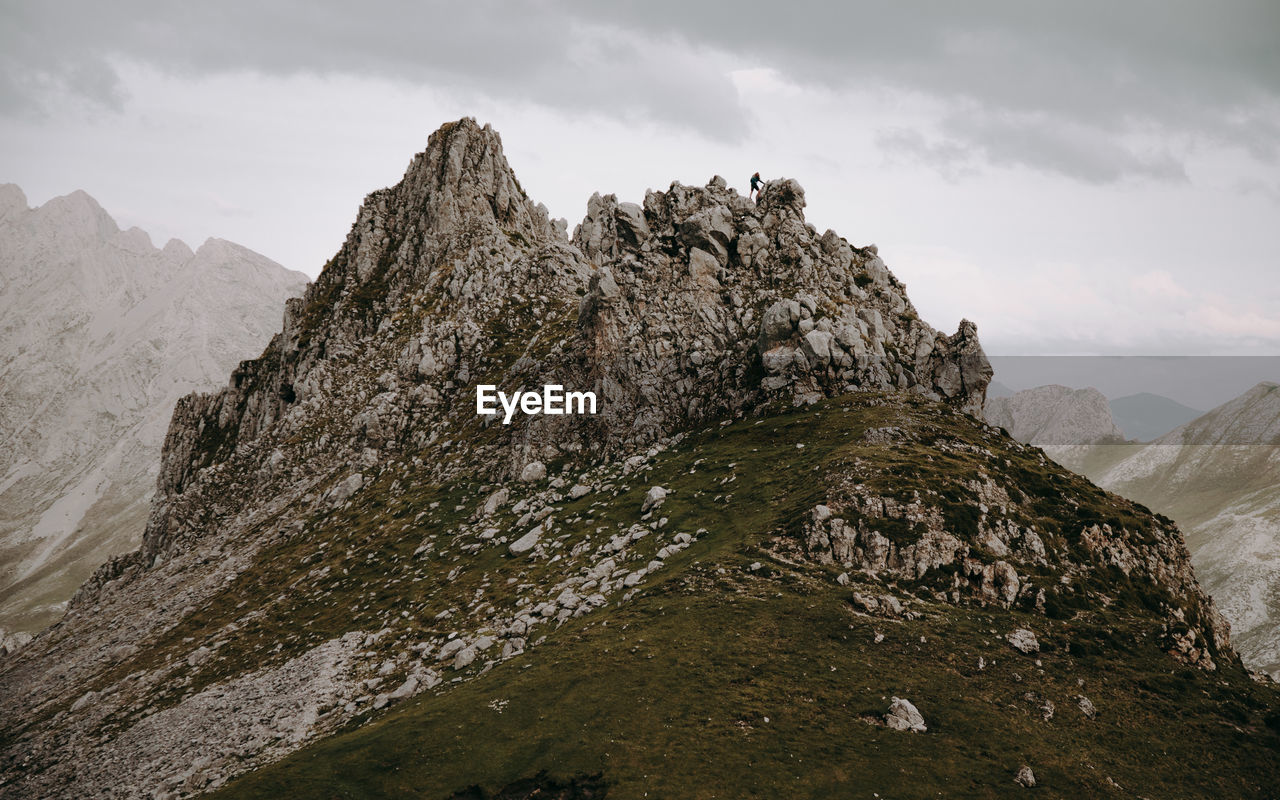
[614,202,649,246]
[641,486,668,513]
[884,696,927,733]
[509,526,543,555]
[388,675,418,700]
[1076,694,1097,719]
[480,488,509,516]
[678,206,733,265]
[1006,628,1040,654]
[518,461,546,482]
[800,329,834,368]
[1015,765,1036,788]
[759,300,801,351]
[436,638,467,662]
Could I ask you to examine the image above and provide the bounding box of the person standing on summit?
[749,172,764,202]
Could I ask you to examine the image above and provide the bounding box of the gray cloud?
[0,0,747,138]
[3,1,1278,181]
[571,0,1280,180]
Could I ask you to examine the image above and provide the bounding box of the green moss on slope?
[201,395,1279,799]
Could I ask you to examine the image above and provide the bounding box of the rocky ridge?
[0,120,1256,798]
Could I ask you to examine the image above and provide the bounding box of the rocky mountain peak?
[88,117,994,588]
[30,189,118,240]
[395,117,557,242]
[0,183,28,219]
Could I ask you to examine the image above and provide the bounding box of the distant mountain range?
[988,381,1280,677]
[0,184,307,636]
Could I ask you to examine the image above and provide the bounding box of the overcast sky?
[3,1,1278,358]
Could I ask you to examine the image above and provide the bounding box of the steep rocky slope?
[0,186,308,636]
[1091,383,1280,677]
[0,120,1274,799]
[987,382,1280,679]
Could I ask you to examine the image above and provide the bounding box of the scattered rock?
[1015,765,1036,787]
[1006,629,1040,654]
[389,675,418,700]
[70,691,97,713]
[186,646,213,667]
[518,461,546,482]
[884,697,927,732]
[641,486,667,513]
[480,488,509,516]
[1075,694,1097,719]
[437,639,467,662]
[508,525,543,555]
[329,473,364,504]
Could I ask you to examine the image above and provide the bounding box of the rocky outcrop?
[79,119,991,587]
[885,696,927,732]
[573,177,991,435]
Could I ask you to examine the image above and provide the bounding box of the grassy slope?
[206,395,1280,799]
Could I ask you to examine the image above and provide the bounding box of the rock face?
[0,185,307,635]
[0,120,1247,799]
[574,178,992,432]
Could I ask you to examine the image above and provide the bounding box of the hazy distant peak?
[1156,380,1280,446]
[195,236,260,261]
[33,189,118,238]
[985,384,1125,445]
[162,238,194,261]
[1109,392,1203,443]
[117,226,155,252]
[0,183,28,218]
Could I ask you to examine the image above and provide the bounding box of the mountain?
[1109,392,1203,443]
[0,185,308,637]
[0,120,1275,799]
[984,384,1126,446]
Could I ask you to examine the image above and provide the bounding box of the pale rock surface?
[1006,628,1040,654]
[1015,765,1036,787]
[884,696,927,732]
[0,185,307,635]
